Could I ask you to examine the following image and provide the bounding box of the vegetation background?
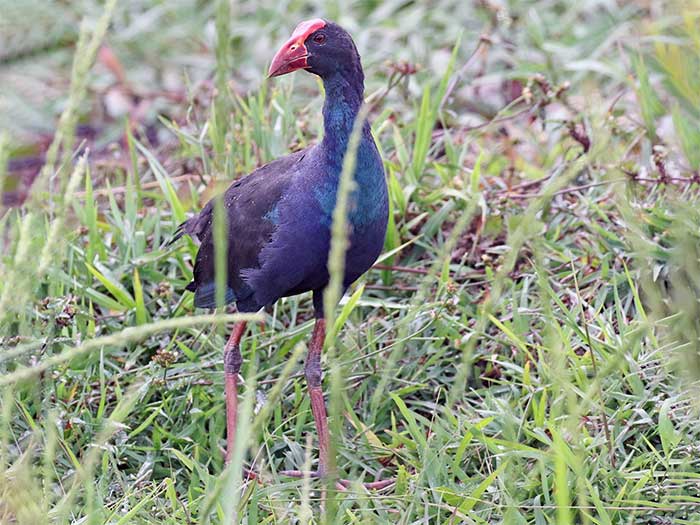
[2,0,700,523]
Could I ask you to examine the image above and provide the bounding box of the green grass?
[2,0,700,523]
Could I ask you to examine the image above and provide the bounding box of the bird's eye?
[313,33,326,44]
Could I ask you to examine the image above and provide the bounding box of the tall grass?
[2,0,700,524]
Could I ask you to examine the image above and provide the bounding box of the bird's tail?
[166,220,189,247]
[164,215,201,248]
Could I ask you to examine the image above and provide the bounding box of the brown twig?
[463,102,535,133]
[365,284,419,292]
[440,33,492,110]
[373,264,429,275]
[73,173,201,198]
[506,178,629,199]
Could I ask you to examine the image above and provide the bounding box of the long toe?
[280,470,395,491]
[336,477,395,491]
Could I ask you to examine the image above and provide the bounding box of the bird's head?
[268,19,361,80]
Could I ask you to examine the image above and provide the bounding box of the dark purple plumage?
[176,20,388,317]
[170,18,394,484]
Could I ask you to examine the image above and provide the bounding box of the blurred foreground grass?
[2,0,700,523]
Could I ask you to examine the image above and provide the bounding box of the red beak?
[268,40,309,78]
[268,19,326,78]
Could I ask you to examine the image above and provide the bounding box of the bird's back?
[177,149,307,309]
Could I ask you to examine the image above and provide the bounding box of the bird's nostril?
[290,44,298,51]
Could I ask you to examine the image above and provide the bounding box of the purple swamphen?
[172,19,388,481]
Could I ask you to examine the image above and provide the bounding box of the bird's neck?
[315,69,387,230]
[320,70,370,168]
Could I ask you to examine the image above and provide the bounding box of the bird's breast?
[313,148,387,228]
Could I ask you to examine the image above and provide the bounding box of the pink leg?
[224,321,247,465]
[280,319,394,490]
[280,318,331,476]
[305,318,331,476]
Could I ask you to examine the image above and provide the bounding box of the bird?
[171,19,389,481]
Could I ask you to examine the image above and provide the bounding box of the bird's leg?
[280,319,394,491]
[305,318,331,476]
[280,318,332,479]
[224,321,247,465]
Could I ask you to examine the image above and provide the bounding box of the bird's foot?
[219,446,260,483]
[242,466,260,482]
[279,470,395,491]
[222,459,260,483]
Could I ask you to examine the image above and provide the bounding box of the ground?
[1,0,700,523]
